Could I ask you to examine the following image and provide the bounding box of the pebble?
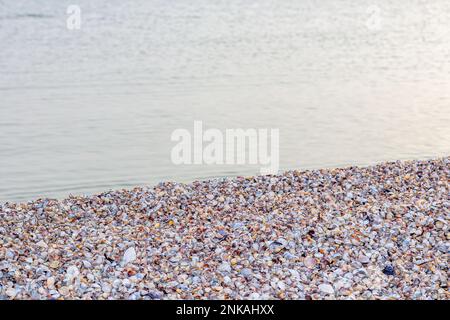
[304,257,316,269]
[289,269,300,279]
[6,288,17,298]
[318,284,335,295]
[66,265,80,283]
[58,286,69,296]
[46,277,55,288]
[122,247,136,266]
[358,255,370,264]
[240,268,253,279]
[218,262,231,274]
[249,292,260,299]
[223,276,232,284]
[36,240,47,248]
[382,265,395,276]
[102,283,112,293]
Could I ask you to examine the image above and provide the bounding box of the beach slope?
[0,158,448,299]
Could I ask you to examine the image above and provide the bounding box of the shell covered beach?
[0,158,448,300]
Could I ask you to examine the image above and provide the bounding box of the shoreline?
[0,157,448,299]
[2,156,447,205]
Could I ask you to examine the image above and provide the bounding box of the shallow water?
[1,0,449,202]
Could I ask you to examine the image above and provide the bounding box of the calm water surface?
[1,0,449,202]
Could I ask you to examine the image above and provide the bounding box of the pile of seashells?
[0,158,448,299]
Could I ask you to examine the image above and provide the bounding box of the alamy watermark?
[66,5,81,30]
[171,121,279,175]
[366,5,382,31]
